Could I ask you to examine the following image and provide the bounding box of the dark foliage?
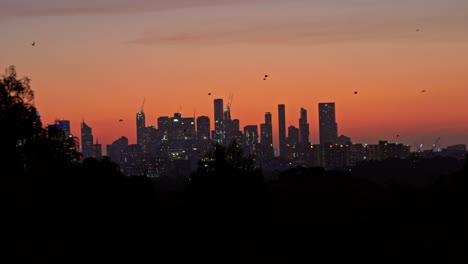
[187,140,264,195]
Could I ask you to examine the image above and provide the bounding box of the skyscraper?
[81,120,93,159]
[299,108,309,144]
[136,105,146,146]
[244,125,259,156]
[195,115,212,156]
[261,112,273,146]
[48,119,71,136]
[107,136,128,165]
[278,104,286,158]
[286,125,299,160]
[260,112,274,161]
[213,98,224,144]
[318,102,338,145]
[196,116,210,140]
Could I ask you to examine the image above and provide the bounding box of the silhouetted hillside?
[4,155,467,263]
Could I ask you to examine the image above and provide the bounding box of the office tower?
[318,102,338,145]
[229,119,242,144]
[48,119,71,136]
[157,112,195,160]
[107,136,129,165]
[286,125,299,160]
[170,112,196,141]
[81,120,94,159]
[196,116,210,140]
[261,112,273,147]
[142,125,158,154]
[278,104,286,158]
[157,116,171,141]
[244,125,259,156]
[136,104,146,146]
[260,112,274,161]
[47,119,71,143]
[93,139,102,159]
[222,94,235,143]
[298,108,310,161]
[299,108,309,144]
[213,98,224,144]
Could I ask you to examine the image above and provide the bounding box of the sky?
[1,0,467,154]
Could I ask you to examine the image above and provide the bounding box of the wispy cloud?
[129,9,468,46]
[0,0,269,19]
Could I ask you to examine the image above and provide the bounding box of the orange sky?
[1,0,467,154]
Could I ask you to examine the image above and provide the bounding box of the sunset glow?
[1,0,467,153]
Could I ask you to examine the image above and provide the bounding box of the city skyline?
[68,99,465,157]
[1,0,467,150]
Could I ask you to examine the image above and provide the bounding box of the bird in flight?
[416,29,420,32]
[119,119,123,122]
[32,42,35,46]
[421,90,426,92]
[354,91,358,94]
[208,93,211,95]
[396,135,400,138]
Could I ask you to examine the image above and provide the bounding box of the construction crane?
[140,98,145,113]
[227,93,233,110]
[432,136,441,152]
[224,93,233,121]
[417,143,423,152]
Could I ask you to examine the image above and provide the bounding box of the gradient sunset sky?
[1,0,467,153]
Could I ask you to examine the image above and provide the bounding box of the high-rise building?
[161,112,196,160]
[136,105,146,146]
[107,136,129,165]
[278,104,286,158]
[318,102,338,145]
[157,116,171,141]
[229,119,242,144]
[298,108,310,161]
[81,120,94,159]
[213,98,224,144]
[299,108,309,144]
[93,139,103,160]
[286,125,299,161]
[170,112,196,141]
[244,125,259,156]
[196,116,210,140]
[261,112,273,146]
[260,112,274,162]
[48,119,71,136]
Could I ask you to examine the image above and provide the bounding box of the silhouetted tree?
[0,65,80,177]
[24,119,81,174]
[0,66,43,176]
[188,140,263,193]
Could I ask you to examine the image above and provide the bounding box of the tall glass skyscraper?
[136,106,146,146]
[318,102,338,145]
[278,104,286,158]
[299,108,310,144]
[213,98,224,144]
[196,116,210,140]
[81,120,93,159]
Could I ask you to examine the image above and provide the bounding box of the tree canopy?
[0,65,79,176]
[188,140,263,193]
